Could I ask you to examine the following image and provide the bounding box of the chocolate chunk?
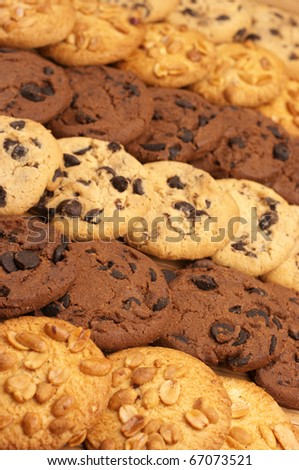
[52,168,66,181]
[289,52,299,60]
[14,250,40,270]
[73,146,92,156]
[245,286,267,296]
[77,178,91,186]
[3,138,18,152]
[53,245,65,264]
[41,301,61,317]
[182,8,198,17]
[11,144,27,160]
[123,82,140,97]
[168,144,182,160]
[162,269,177,284]
[132,178,144,195]
[270,28,280,36]
[228,136,246,148]
[76,111,96,124]
[191,275,218,291]
[56,199,82,217]
[198,115,210,127]
[0,186,7,207]
[123,297,141,310]
[0,252,18,273]
[273,143,289,161]
[107,142,122,153]
[246,308,270,326]
[174,201,195,216]
[227,354,251,367]
[273,317,282,330]
[233,28,247,42]
[173,334,190,343]
[175,98,196,110]
[266,125,283,139]
[129,262,137,273]
[178,128,194,143]
[210,322,235,343]
[59,292,71,309]
[111,176,129,192]
[63,153,81,167]
[229,305,242,314]
[32,138,41,148]
[111,269,128,280]
[0,285,10,297]
[232,329,250,346]
[263,197,279,211]
[141,143,166,152]
[43,66,54,75]
[98,166,116,177]
[289,326,299,340]
[84,208,103,224]
[149,268,157,282]
[245,33,261,41]
[259,211,279,231]
[9,120,25,130]
[269,335,277,354]
[167,175,185,189]
[216,15,230,20]
[153,297,169,311]
[231,240,246,251]
[20,82,54,101]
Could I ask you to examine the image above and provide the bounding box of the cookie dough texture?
[85,346,232,450]
[0,115,63,215]
[0,316,112,450]
[0,0,76,49]
[100,0,179,23]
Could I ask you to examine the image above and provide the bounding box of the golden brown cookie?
[101,0,179,23]
[0,316,112,450]
[40,1,145,66]
[0,0,76,49]
[190,42,286,107]
[221,376,299,450]
[118,22,216,88]
[85,346,232,450]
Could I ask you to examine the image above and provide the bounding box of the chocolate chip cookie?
[157,260,289,372]
[0,49,72,124]
[0,216,76,318]
[47,65,153,146]
[37,240,171,352]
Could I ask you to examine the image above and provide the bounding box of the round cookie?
[0,216,77,318]
[33,137,151,241]
[40,1,145,66]
[212,179,298,277]
[262,237,299,291]
[221,376,299,450]
[47,65,154,146]
[0,0,75,49]
[36,239,171,352]
[126,161,240,260]
[126,87,218,163]
[270,138,299,206]
[118,22,216,88]
[0,316,112,450]
[157,260,289,372]
[0,115,63,215]
[0,49,72,124]
[166,0,252,44]
[190,42,286,108]
[100,0,179,23]
[85,346,232,450]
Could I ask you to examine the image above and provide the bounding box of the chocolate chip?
[175,98,196,110]
[53,245,65,264]
[123,297,141,310]
[228,136,246,148]
[56,199,82,217]
[270,28,280,36]
[132,178,144,195]
[123,82,140,97]
[229,305,242,314]
[198,115,210,127]
[0,285,10,297]
[77,178,91,186]
[63,153,81,167]
[289,326,299,340]
[84,208,103,224]
[273,143,289,161]
[216,14,230,20]
[11,144,27,160]
[233,28,247,41]
[173,334,189,343]
[245,286,267,296]
[168,144,182,160]
[205,200,211,208]
[141,143,166,152]
[98,166,116,177]
[289,52,299,60]
[107,141,122,153]
[259,211,279,231]
[3,138,18,152]
[0,186,7,207]
[111,176,129,192]
[73,146,92,155]
[273,317,282,330]
[191,275,218,291]
[32,138,41,148]
[182,7,198,17]
[246,309,270,326]
[41,301,61,317]
[129,262,137,273]
[43,66,54,75]
[76,111,96,124]
[167,176,185,189]
[269,336,277,354]
[231,240,246,251]
[0,252,18,273]
[210,322,235,343]
[153,297,169,311]
[178,128,194,143]
[162,269,177,284]
[266,125,283,139]
[149,268,157,282]
[9,120,25,130]
[232,329,250,346]
[20,82,54,101]
[52,168,65,181]
[14,250,40,270]
[60,292,70,309]
[174,201,195,216]
[227,354,251,367]
[245,33,261,41]
[111,269,128,280]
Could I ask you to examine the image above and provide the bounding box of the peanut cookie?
[0,216,76,318]
[0,316,112,449]
[0,115,63,215]
[37,240,171,352]
[32,137,151,241]
[126,161,239,260]
[101,0,179,23]
[190,42,286,108]
[40,2,145,66]
[166,0,252,44]
[85,346,232,450]
[221,376,299,450]
[157,260,289,372]
[258,80,299,137]
[0,0,75,49]
[212,179,297,277]
[0,49,72,124]
[118,22,216,88]
[47,65,153,146]
[126,87,218,163]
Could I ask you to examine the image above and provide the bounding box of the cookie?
[126,87,218,163]
[221,376,299,450]
[36,240,171,352]
[47,65,154,146]
[166,0,252,44]
[0,316,112,449]
[0,115,63,215]
[126,161,239,260]
[100,0,179,23]
[40,2,145,66]
[190,42,286,108]
[262,236,299,291]
[270,138,299,206]
[85,346,232,450]
[118,22,216,88]
[32,137,151,241]
[0,0,75,49]
[253,290,299,411]
[258,79,299,137]
[0,215,77,318]
[0,49,72,124]
[157,260,289,372]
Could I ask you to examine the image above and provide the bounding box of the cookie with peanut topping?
[0,0,75,49]
[40,1,145,66]
[221,376,299,450]
[0,316,112,450]
[117,22,216,88]
[85,346,232,450]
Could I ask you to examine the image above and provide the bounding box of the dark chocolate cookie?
[253,290,299,410]
[126,87,218,163]
[0,49,72,124]
[157,260,289,372]
[47,65,154,145]
[0,216,76,318]
[37,240,171,352]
